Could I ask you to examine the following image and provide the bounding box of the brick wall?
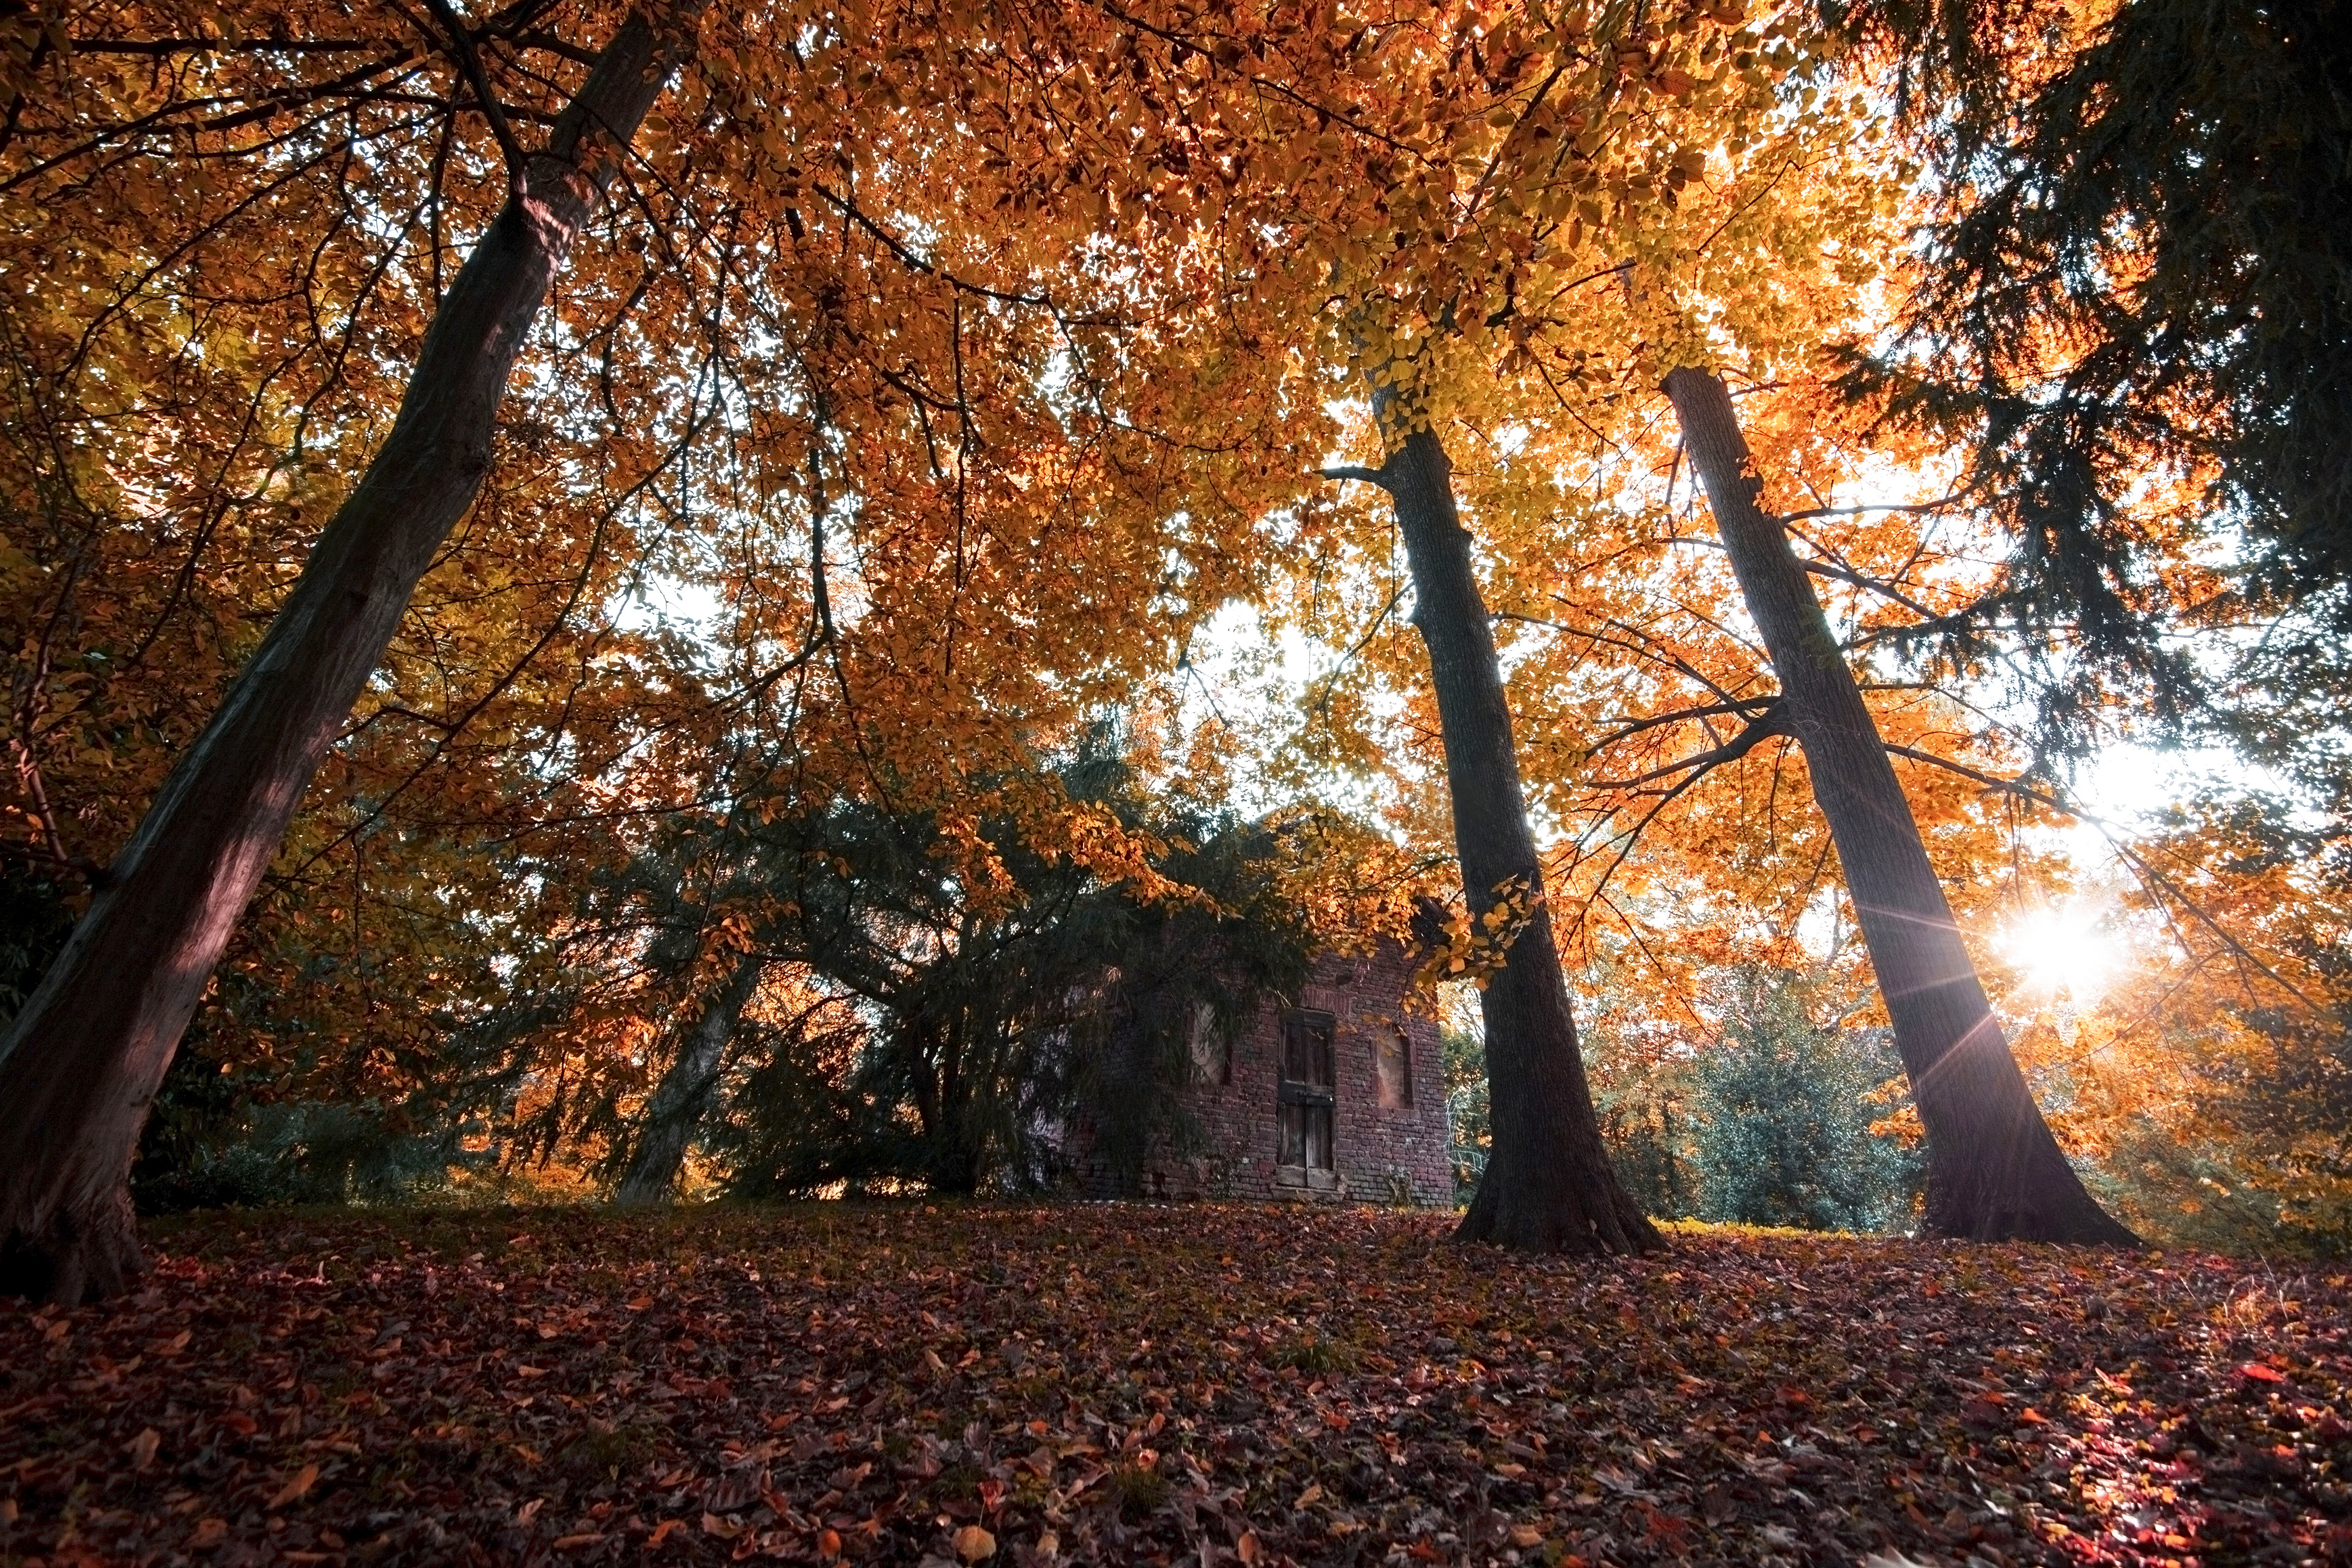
[1075,941,1453,1208]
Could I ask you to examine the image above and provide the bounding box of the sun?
[1999,906,2123,999]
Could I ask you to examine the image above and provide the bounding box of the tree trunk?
[0,7,703,1303]
[1662,367,2136,1244]
[613,951,764,1206]
[1364,426,1661,1254]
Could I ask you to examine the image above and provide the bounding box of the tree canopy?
[0,0,2346,1289]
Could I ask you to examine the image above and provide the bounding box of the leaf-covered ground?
[4,1204,2347,1567]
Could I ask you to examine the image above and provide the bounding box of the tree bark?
[1662,366,2136,1244]
[1358,425,1661,1254]
[613,951,764,1206]
[0,6,704,1303]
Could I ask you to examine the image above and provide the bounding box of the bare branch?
[1589,699,1788,789]
[1318,463,1393,492]
[423,0,528,193]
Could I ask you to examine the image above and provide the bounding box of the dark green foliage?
[1441,1023,1489,1204]
[1849,0,2352,758]
[132,1043,475,1213]
[1596,1091,1690,1221]
[714,731,1317,1199]
[1685,972,1922,1233]
[0,867,75,1026]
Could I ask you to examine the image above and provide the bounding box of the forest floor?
[1,1203,2346,1568]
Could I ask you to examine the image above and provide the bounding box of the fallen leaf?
[128,1427,159,1470]
[552,1532,605,1549]
[190,1517,229,1549]
[953,1523,997,1561]
[647,1517,684,1546]
[2240,1362,2288,1383]
[265,1462,319,1510]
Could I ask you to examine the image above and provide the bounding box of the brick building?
[1076,941,1453,1206]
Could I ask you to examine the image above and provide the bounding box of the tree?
[1686,968,1917,1232]
[0,0,1328,1296]
[1247,0,2139,1241]
[1664,365,2136,1242]
[1850,0,2352,740]
[610,950,766,1206]
[0,4,705,1300]
[1334,419,1658,1252]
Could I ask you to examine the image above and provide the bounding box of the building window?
[1189,1001,1231,1086]
[1277,1009,1336,1171]
[1376,1025,1412,1109]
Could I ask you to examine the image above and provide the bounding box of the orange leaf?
[266,1463,320,1510]
[647,1518,684,1547]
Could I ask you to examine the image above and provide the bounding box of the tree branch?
[1318,463,1394,492]
[422,0,528,194]
[1589,699,1789,789]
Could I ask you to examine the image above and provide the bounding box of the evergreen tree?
[1853,0,2352,751]
[1688,972,1923,1234]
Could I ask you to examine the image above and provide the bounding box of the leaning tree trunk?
[1662,366,2136,1244]
[1352,423,1660,1254]
[0,7,704,1303]
[613,952,765,1206]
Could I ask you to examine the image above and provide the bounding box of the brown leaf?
[265,1462,319,1510]
[953,1523,997,1561]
